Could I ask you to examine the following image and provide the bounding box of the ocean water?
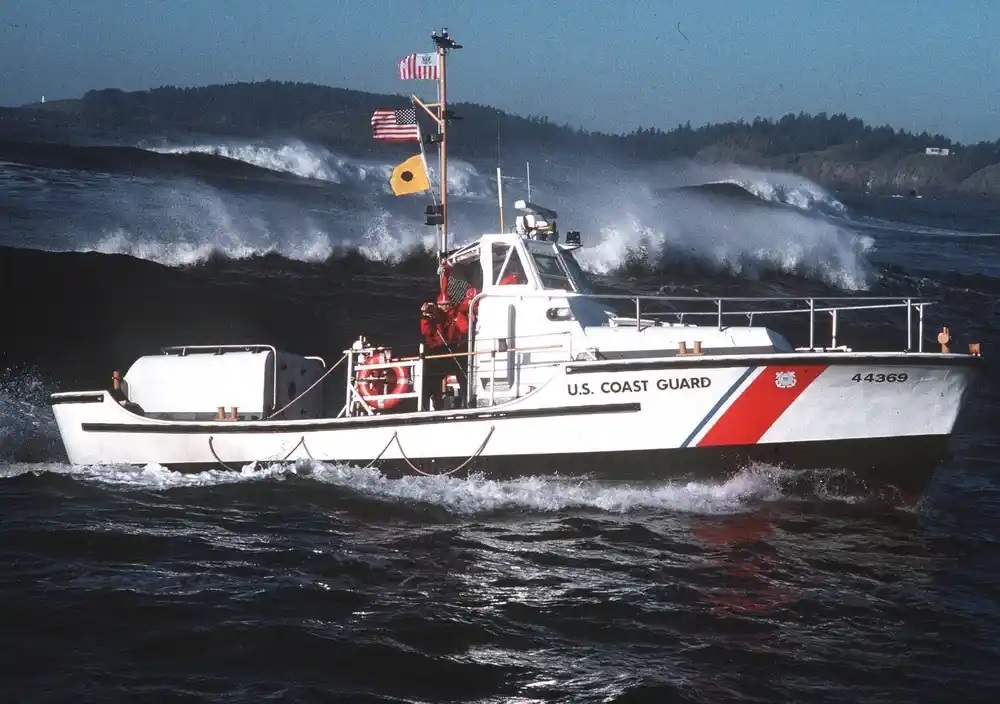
[2,132,999,702]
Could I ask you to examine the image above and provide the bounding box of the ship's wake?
[0,457,904,514]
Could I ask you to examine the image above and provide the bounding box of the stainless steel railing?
[467,291,935,353]
[340,292,940,414]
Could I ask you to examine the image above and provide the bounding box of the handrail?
[161,343,279,355]
[402,343,565,362]
[457,290,938,410]
[640,301,925,316]
[340,341,568,417]
[339,290,942,414]
[466,290,934,353]
[345,342,566,365]
[468,291,935,303]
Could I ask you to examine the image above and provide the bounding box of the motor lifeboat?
[46,28,985,500]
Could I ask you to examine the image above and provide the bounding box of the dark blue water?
[2,132,999,702]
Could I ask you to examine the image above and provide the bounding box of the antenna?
[526,161,531,201]
[496,112,503,230]
[496,167,504,231]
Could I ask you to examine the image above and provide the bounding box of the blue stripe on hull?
[680,366,756,448]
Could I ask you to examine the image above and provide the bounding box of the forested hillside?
[5,80,999,196]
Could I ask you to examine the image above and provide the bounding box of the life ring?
[356,351,411,411]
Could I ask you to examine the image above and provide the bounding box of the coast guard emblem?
[774,370,797,389]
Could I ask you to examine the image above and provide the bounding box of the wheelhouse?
[440,200,592,298]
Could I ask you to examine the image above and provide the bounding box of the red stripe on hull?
[697,365,828,447]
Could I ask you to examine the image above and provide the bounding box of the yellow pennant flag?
[390,154,430,196]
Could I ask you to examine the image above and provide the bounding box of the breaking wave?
[142,139,491,197]
[552,162,874,290]
[135,139,850,218]
[0,459,877,513]
[84,226,337,267]
[4,136,876,289]
[703,177,847,214]
[146,141,358,183]
[0,368,63,463]
[574,212,874,290]
[74,207,875,290]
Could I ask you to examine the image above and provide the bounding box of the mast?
[437,30,450,254]
[412,28,461,263]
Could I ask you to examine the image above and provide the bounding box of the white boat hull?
[51,352,980,494]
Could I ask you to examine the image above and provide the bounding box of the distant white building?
[925,147,951,156]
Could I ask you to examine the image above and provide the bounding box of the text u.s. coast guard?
[567,376,713,396]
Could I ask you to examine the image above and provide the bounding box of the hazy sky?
[2,0,997,143]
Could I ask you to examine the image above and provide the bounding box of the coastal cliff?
[696,142,1000,197]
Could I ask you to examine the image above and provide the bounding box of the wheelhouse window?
[527,245,575,291]
[490,244,527,286]
[558,249,594,293]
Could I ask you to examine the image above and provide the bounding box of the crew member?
[445,286,478,403]
[498,256,526,285]
[447,286,476,341]
[419,257,484,408]
[420,299,451,409]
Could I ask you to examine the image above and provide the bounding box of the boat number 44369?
[851,372,909,383]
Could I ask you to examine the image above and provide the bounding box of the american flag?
[398,52,440,80]
[370,108,420,141]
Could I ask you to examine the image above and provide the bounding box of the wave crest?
[566,174,874,290]
[86,226,335,267]
[148,140,351,183]
[10,136,876,289]
[142,139,489,198]
[703,175,847,214]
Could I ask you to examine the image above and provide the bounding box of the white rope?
[267,352,348,420]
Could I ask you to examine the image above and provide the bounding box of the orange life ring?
[356,351,411,410]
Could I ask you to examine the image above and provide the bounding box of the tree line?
[73,80,1000,168]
